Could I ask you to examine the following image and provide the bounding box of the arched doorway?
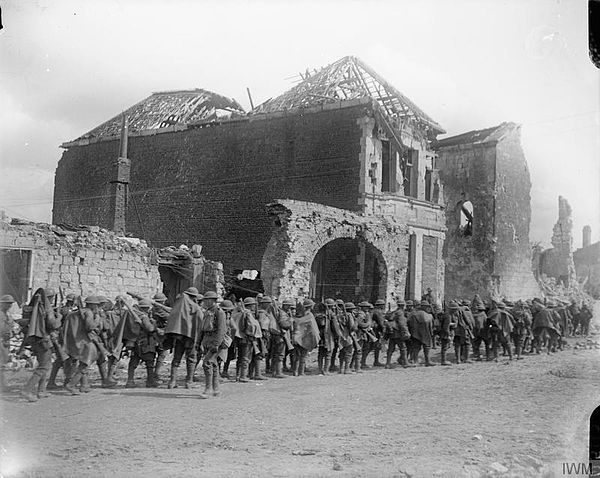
[309,237,387,304]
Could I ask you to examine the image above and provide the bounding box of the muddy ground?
[2,321,600,477]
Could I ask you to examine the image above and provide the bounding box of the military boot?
[318,355,324,375]
[424,346,435,366]
[153,356,164,384]
[399,347,409,368]
[125,361,137,388]
[373,350,384,367]
[343,358,350,374]
[80,371,92,393]
[145,362,158,388]
[198,366,213,399]
[100,361,117,388]
[360,351,369,370]
[298,360,305,376]
[354,355,362,373]
[185,360,195,389]
[65,369,82,395]
[20,372,41,402]
[239,360,250,383]
[47,360,62,390]
[454,346,462,364]
[167,364,178,389]
[338,357,344,374]
[273,360,285,379]
[323,358,330,375]
[515,343,523,360]
[253,358,267,380]
[462,344,472,364]
[212,367,221,397]
[440,349,452,366]
[507,344,513,361]
[292,357,299,377]
[37,372,50,398]
[385,347,395,369]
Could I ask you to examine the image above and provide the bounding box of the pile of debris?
[2,216,154,255]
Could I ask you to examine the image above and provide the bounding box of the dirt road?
[2,336,600,477]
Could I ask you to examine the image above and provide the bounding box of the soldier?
[198,291,227,399]
[329,299,346,373]
[254,296,273,379]
[0,295,15,391]
[234,296,261,382]
[336,302,355,374]
[487,301,515,361]
[383,298,411,369]
[511,300,531,360]
[407,301,436,366]
[47,293,78,389]
[454,301,474,364]
[568,299,581,336]
[315,299,336,375]
[280,298,296,372]
[291,299,320,376]
[355,302,373,372]
[61,296,101,396]
[151,292,171,384]
[438,301,457,366]
[470,297,489,361]
[531,299,559,354]
[361,300,383,368]
[164,287,203,389]
[95,296,118,388]
[580,301,593,337]
[268,298,292,379]
[125,299,158,388]
[18,289,62,402]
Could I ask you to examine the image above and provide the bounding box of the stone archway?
[309,236,388,304]
[261,200,409,305]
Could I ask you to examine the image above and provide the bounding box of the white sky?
[0,0,598,248]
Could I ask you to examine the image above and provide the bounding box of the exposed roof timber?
[252,56,444,134]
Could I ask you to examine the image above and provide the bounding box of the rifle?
[127,291,172,313]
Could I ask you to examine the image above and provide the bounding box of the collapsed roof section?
[433,122,519,149]
[251,55,445,136]
[64,89,245,146]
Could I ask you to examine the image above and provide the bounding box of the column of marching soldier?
[0,286,594,402]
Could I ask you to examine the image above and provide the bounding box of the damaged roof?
[251,56,445,134]
[433,122,519,148]
[67,89,245,144]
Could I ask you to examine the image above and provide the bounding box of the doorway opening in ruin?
[309,237,387,304]
[0,249,33,306]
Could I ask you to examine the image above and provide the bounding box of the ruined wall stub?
[436,123,540,300]
[540,196,577,285]
[261,200,412,305]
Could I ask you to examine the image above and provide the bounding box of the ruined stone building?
[573,226,600,298]
[52,56,539,303]
[434,123,540,300]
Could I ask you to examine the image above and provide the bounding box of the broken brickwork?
[539,196,577,286]
[261,199,445,305]
[573,226,600,298]
[435,123,540,300]
[0,218,161,305]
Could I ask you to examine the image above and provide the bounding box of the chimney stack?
[583,225,591,248]
[109,114,131,235]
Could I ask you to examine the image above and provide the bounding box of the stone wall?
[492,127,541,298]
[574,242,600,298]
[0,219,161,303]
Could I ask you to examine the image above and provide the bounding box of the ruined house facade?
[434,123,540,300]
[52,56,539,303]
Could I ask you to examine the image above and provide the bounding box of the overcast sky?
[0,0,598,248]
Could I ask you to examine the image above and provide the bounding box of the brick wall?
[54,104,367,273]
[0,220,161,302]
